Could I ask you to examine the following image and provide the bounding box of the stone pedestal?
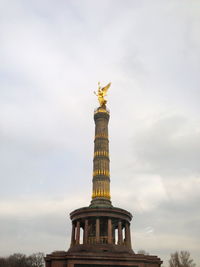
[45,252,162,267]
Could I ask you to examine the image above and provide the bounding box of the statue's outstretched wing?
[101,82,111,96]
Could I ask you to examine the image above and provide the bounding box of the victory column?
[45,82,162,267]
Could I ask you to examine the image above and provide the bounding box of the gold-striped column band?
[92,180,110,199]
[93,170,110,177]
[94,151,109,157]
[94,133,108,139]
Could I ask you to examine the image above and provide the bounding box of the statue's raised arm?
[94,82,111,107]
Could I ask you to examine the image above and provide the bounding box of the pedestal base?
[45,250,162,267]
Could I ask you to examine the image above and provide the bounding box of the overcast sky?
[0,0,200,265]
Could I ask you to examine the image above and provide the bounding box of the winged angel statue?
[94,82,111,107]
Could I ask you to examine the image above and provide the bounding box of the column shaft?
[75,221,80,245]
[125,222,131,248]
[118,221,123,245]
[96,218,100,243]
[70,223,75,247]
[91,108,111,203]
[83,219,88,244]
[108,218,112,244]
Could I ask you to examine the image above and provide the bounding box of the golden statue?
[94,82,111,107]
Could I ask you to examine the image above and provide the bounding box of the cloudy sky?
[0,0,200,265]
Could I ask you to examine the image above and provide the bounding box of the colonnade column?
[118,221,123,245]
[70,223,75,247]
[108,218,112,244]
[83,219,88,244]
[75,221,80,245]
[125,222,131,248]
[96,218,100,243]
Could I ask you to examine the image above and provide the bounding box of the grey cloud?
[133,115,200,177]
[129,196,200,264]
[0,213,71,255]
